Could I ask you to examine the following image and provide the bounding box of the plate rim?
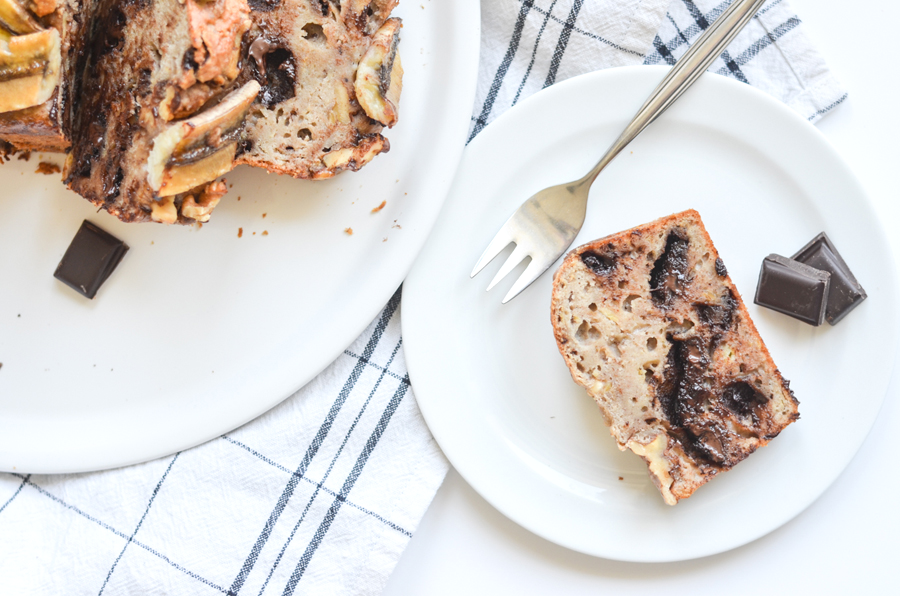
[402,64,900,562]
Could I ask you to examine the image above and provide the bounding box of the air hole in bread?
[575,320,601,343]
[297,128,313,140]
[576,362,585,373]
[302,23,325,42]
[647,337,658,350]
[623,294,640,312]
[618,280,627,289]
[667,319,694,335]
[588,303,597,312]
[607,340,622,358]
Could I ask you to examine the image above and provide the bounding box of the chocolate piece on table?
[53,221,129,299]
[754,254,831,326]
[791,232,867,325]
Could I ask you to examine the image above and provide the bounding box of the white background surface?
[383,0,900,593]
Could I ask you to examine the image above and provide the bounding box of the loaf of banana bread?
[0,0,403,223]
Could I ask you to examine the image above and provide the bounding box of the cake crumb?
[371,200,387,213]
[262,230,268,236]
[252,231,256,235]
[618,477,624,481]
[238,227,243,238]
[17,151,31,161]
[262,213,267,218]
[344,227,353,235]
[35,162,61,175]
[237,196,241,201]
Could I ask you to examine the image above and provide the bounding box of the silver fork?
[471,0,768,303]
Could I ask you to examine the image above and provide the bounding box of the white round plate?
[0,1,480,474]
[402,66,898,562]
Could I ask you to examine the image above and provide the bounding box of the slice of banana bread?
[551,210,799,505]
[235,1,402,180]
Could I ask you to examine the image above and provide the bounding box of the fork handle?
[580,0,768,187]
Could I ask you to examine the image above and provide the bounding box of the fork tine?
[485,244,529,292]
[471,224,516,278]
[501,258,552,304]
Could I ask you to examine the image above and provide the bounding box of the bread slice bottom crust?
[551,210,799,505]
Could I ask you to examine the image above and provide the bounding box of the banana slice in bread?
[551,210,799,505]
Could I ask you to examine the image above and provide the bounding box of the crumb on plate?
[36,162,61,175]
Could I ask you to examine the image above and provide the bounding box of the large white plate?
[402,66,898,562]
[0,1,480,474]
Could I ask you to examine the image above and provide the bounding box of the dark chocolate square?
[53,220,129,299]
[791,232,866,325]
[755,254,830,326]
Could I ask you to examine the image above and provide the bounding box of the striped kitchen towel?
[471,0,845,140]
[0,291,447,595]
[0,2,845,595]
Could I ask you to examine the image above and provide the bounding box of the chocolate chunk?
[650,231,690,306]
[53,221,129,299]
[253,46,296,108]
[754,254,830,326]
[714,257,727,277]
[696,291,736,334]
[581,251,616,276]
[722,381,768,419]
[791,233,866,325]
[249,37,276,75]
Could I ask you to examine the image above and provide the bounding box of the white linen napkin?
[0,2,845,595]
